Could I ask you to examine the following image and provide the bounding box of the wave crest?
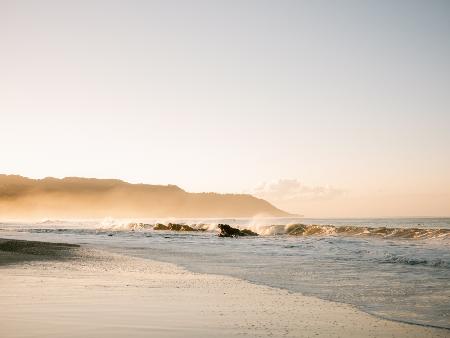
[381,253,449,267]
[283,224,450,240]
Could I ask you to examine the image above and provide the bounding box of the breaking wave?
[97,221,212,232]
[282,224,450,240]
[11,218,448,241]
[95,220,450,240]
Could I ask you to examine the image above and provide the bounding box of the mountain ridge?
[0,175,292,219]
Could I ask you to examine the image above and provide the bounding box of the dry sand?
[0,239,448,338]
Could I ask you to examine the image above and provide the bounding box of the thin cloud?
[253,179,344,202]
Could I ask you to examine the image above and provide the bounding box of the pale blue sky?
[1,0,449,216]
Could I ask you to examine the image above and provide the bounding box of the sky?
[1,0,449,217]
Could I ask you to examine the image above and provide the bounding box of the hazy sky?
[1,0,449,217]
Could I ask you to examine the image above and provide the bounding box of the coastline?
[0,238,447,338]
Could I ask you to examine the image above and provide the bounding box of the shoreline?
[0,238,448,338]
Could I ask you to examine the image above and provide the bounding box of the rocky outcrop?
[218,224,258,237]
[153,223,199,231]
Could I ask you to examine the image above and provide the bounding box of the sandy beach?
[0,238,447,338]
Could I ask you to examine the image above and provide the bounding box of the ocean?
[1,217,449,330]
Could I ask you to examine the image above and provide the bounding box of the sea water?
[1,217,449,329]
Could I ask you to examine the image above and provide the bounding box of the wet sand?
[0,238,447,338]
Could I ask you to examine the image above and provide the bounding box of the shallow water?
[1,217,449,329]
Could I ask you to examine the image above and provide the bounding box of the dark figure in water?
[218,224,258,237]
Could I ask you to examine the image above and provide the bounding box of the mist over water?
[1,217,449,329]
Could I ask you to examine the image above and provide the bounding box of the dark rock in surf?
[218,224,258,237]
[168,223,195,231]
[240,229,259,236]
[153,223,169,230]
[153,223,199,232]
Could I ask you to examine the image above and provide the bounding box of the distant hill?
[0,175,291,219]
